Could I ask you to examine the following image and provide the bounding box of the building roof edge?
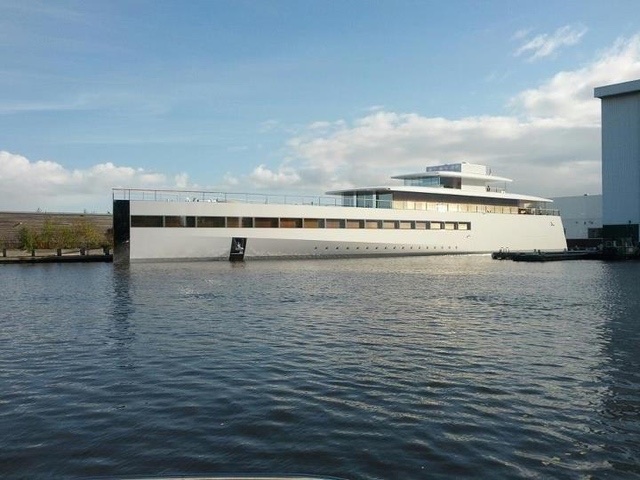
[594,79,640,98]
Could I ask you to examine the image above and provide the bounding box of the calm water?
[1,256,639,479]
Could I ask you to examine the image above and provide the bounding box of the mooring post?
[57,248,62,256]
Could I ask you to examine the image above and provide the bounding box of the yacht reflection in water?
[110,263,136,368]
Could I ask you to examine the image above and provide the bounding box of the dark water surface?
[1,256,639,479]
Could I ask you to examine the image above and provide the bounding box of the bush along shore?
[1,219,113,263]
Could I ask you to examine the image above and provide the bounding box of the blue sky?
[2,0,640,212]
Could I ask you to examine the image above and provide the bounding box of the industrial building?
[551,194,602,249]
[594,79,640,245]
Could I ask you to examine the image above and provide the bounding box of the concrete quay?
[0,248,113,264]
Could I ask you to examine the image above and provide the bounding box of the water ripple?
[0,258,639,479]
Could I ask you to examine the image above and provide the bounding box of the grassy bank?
[9,219,112,251]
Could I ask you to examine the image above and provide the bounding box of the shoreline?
[0,248,113,264]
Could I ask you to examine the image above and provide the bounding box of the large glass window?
[165,216,195,227]
[303,219,325,228]
[404,177,441,187]
[326,219,345,228]
[356,193,374,208]
[377,193,393,209]
[254,218,278,228]
[280,218,303,228]
[341,196,355,207]
[131,215,163,227]
[382,221,396,229]
[197,216,225,227]
[366,220,381,229]
[133,213,472,232]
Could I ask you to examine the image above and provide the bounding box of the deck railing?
[112,188,342,207]
[112,188,559,216]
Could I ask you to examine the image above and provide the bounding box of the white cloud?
[253,35,640,197]
[174,172,190,189]
[0,151,179,212]
[3,35,640,210]
[248,164,301,188]
[512,28,533,41]
[513,34,640,124]
[515,24,588,61]
[222,173,239,186]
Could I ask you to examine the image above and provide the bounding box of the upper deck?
[113,184,559,217]
[392,162,512,193]
[113,160,560,215]
[326,162,555,207]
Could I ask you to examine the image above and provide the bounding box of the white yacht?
[112,162,567,261]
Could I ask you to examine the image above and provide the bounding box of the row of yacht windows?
[343,198,521,214]
[131,215,471,231]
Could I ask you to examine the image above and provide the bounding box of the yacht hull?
[121,200,567,261]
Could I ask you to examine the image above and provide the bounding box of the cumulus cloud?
[3,34,640,210]
[279,112,600,196]
[515,24,588,61]
[255,35,640,197]
[513,35,640,123]
[248,164,301,187]
[0,151,180,212]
